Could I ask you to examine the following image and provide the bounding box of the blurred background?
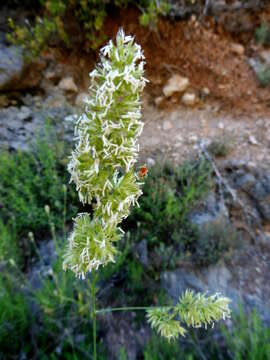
[0,0,270,359]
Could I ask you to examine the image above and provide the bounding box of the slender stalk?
[62,184,67,241]
[96,306,173,315]
[91,272,97,360]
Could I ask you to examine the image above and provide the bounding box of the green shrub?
[255,23,270,45]
[128,159,213,269]
[222,308,270,360]
[207,134,234,158]
[0,221,21,265]
[0,272,30,357]
[35,252,97,358]
[7,0,170,57]
[143,335,194,360]
[192,221,239,267]
[0,124,78,240]
[256,65,270,87]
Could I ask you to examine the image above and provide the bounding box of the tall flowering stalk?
[63,29,147,279]
[63,30,230,358]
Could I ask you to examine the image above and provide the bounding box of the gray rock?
[189,192,229,228]
[0,44,24,91]
[0,44,46,91]
[28,240,56,289]
[163,74,189,98]
[248,173,270,221]
[235,173,256,191]
[135,240,149,267]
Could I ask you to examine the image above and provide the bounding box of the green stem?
[91,272,97,360]
[96,305,173,315]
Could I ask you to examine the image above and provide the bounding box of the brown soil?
[103,7,270,116]
[48,4,270,116]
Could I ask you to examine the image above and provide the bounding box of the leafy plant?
[139,0,169,30]
[0,271,30,357]
[0,123,78,241]
[192,221,239,267]
[143,335,194,360]
[255,23,270,46]
[222,307,270,360]
[256,65,270,87]
[7,0,170,57]
[0,221,21,265]
[128,159,212,268]
[207,134,234,158]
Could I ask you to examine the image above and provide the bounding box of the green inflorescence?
[63,29,147,278]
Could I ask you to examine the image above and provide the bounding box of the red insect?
[138,165,148,179]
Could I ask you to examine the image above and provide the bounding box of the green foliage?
[143,335,194,360]
[207,134,234,158]
[35,251,98,358]
[192,221,239,267]
[7,17,60,59]
[256,65,270,87]
[0,221,21,265]
[0,271,30,357]
[0,124,78,241]
[128,159,212,268]
[7,0,170,57]
[139,0,169,30]
[255,23,270,46]
[222,308,270,360]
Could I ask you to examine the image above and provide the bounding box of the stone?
[231,43,245,56]
[58,77,78,93]
[188,134,198,144]
[135,240,148,267]
[162,120,172,131]
[235,173,256,191]
[146,157,156,167]
[248,135,259,145]
[75,92,88,108]
[0,44,24,91]
[0,43,46,91]
[181,92,197,106]
[189,192,229,228]
[259,50,270,67]
[17,106,32,121]
[154,96,164,107]
[162,74,189,98]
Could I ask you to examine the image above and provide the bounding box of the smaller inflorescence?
[147,290,231,341]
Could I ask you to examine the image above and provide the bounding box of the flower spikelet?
[63,29,147,278]
[146,290,231,341]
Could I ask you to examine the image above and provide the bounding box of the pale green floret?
[147,290,231,341]
[63,29,147,278]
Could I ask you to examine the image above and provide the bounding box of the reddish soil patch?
[50,6,270,116]
[102,7,270,116]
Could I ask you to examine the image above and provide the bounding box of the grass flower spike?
[63,29,147,278]
[146,290,231,341]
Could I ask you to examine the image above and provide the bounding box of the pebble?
[163,120,173,131]
[146,157,156,167]
[75,92,88,108]
[231,43,245,56]
[163,74,189,98]
[154,96,164,107]
[182,92,197,106]
[248,135,259,145]
[58,77,78,93]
